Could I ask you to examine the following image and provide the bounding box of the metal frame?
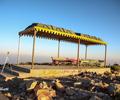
[17,25,108,69]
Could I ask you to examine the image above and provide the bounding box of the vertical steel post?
[77,39,80,67]
[85,45,88,60]
[104,45,107,67]
[58,39,60,58]
[17,36,21,65]
[31,30,37,69]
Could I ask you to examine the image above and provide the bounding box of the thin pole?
[58,39,60,58]
[85,45,88,60]
[104,45,107,67]
[1,52,10,74]
[17,36,21,65]
[77,39,80,67]
[31,30,37,69]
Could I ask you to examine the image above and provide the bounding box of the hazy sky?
[0,0,120,64]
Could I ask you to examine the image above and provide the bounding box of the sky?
[0,0,120,65]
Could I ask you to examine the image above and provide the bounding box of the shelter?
[17,23,107,69]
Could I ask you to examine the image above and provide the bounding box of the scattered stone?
[27,81,38,90]
[81,77,92,90]
[116,84,120,93]
[65,87,76,96]
[74,82,82,88]
[42,81,49,89]
[0,92,9,100]
[107,83,116,95]
[4,92,12,98]
[89,95,102,100]
[36,89,53,100]
[52,79,65,92]
[37,93,52,100]
[0,71,120,100]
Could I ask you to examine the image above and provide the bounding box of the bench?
[51,57,77,65]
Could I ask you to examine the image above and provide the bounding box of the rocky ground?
[0,71,120,100]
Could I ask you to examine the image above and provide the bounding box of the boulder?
[89,95,102,100]
[26,81,38,90]
[107,83,116,95]
[116,84,120,93]
[65,87,76,96]
[0,92,9,100]
[55,79,65,92]
[74,82,82,88]
[37,93,52,100]
[81,78,92,90]
[36,88,56,100]
[97,92,111,100]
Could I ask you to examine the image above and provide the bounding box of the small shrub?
[111,66,120,71]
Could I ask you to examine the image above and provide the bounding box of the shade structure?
[18,23,107,68]
[19,23,107,45]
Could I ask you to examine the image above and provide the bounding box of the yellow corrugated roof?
[19,23,107,45]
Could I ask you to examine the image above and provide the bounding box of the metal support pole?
[104,45,107,67]
[31,30,37,69]
[85,45,88,60]
[58,39,60,58]
[17,36,21,65]
[1,52,10,74]
[77,39,80,67]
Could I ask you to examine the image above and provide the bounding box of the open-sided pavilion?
[17,23,107,69]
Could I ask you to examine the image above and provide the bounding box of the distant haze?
[0,40,119,65]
